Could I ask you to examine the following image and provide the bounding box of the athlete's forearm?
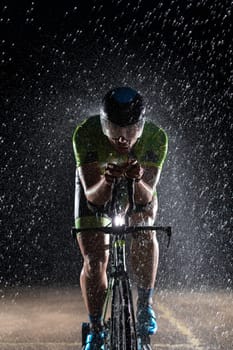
[134,165,161,205]
[134,180,154,205]
[85,176,113,206]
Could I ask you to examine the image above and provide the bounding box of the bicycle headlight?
[113,215,125,226]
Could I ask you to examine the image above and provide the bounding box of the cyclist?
[73,86,168,350]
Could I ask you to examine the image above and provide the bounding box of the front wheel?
[110,278,137,350]
[137,336,152,350]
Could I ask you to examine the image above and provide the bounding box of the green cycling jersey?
[72,115,168,228]
[73,115,168,172]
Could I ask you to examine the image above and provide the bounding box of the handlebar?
[72,177,172,247]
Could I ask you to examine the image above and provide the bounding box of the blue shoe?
[83,330,106,350]
[137,305,158,336]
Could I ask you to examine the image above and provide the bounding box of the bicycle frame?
[72,179,172,350]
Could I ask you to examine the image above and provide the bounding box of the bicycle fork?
[102,235,138,350]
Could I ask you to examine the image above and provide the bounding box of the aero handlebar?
[72,177,172,247]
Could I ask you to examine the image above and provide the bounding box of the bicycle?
[72,178,171,350]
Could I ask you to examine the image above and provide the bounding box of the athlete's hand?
[104,163,126,184]
[124,159,144,181]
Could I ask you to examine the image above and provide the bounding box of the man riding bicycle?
[73,87,168,350]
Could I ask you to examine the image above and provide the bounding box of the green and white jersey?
[73,115,168,172]
[73,115,168,226]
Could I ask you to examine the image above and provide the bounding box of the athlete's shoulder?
[135,121,168,169]
[73,115,101,136]
[143,121,168,145]
[72,115,104,166]
[72,115,103,145]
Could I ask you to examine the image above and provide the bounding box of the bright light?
[113,215,125,226]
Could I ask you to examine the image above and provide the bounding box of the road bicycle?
[72,179,171,350]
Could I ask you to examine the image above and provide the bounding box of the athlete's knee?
[83,254,108,278]
[132,230,157,251]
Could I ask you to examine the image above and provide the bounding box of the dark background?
[1,0,232,289]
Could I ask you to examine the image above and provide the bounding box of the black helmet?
[100,87,145,127]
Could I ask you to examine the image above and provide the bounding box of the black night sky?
[1,0,232,289]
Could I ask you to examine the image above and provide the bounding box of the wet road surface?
[0,287,232,350]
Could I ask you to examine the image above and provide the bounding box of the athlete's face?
[109,133,139,154]
[101,118,145,154]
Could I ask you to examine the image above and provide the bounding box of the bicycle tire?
[110,278,138,350]
[138,336,152,350]
[122,278,138,350]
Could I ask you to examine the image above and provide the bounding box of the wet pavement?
[0,287,232,350]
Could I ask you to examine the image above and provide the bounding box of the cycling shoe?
[137,304,158,336]
[83,330,106,350]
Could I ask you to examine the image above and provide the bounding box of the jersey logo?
[142,150,158,163]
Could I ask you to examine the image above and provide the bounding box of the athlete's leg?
[130,196,158,291]
[131,230,159,292]
[130,197,158,336]
[78,231,110,329]
[74,168,110,328]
